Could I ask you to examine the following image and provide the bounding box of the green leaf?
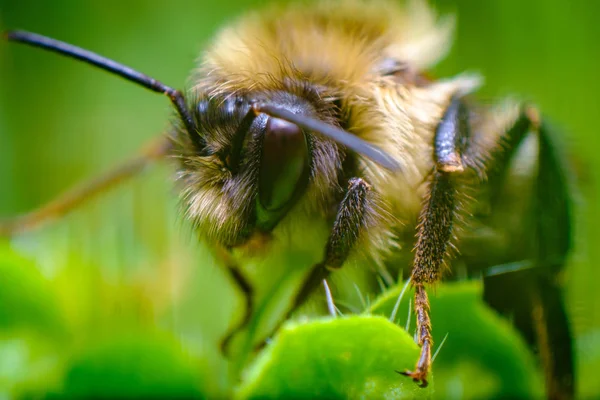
[58,332,206,399]
[236,315,433,400]
[369,281,544,399]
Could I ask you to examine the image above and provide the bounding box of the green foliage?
[59,333,205,399]
[0,243,65,337]
[237,316,431,399]
[1,241,546,399]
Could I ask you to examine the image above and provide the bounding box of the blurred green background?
[0,0,598,398]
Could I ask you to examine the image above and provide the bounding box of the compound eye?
[258,117,310,211]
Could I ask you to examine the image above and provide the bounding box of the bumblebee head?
[2,30,399,247]
[172,86,399,245]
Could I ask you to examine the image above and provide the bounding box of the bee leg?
[401,97,469,387]
[526,114,573,400]
[251,177,372,353]
[0,135,171,236]
[215,245,255,356]
[401,170,457,388]
[480,106,574,399]
[289,177,373,317]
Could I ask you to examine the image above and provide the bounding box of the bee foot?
[396,369,429,388]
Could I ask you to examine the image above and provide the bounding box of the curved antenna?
[3,30,203,149]
[255,104,401,171]
[3,30,400,171]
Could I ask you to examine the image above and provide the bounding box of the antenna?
[4,30,204,150]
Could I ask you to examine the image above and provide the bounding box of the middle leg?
[402,96,472,387]
[401,169,458,387]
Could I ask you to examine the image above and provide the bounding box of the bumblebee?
[1,0,574,397]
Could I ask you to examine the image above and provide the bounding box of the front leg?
[289,177,374,315]
[252,176,377,352]
[216,244,255,356]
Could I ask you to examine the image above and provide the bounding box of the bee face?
[172,86,343,247]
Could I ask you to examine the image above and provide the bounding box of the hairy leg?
[288,177,373,315]
[481,107,574,399]
[403,98,574,397]
[0,135,171,236]
[402,96,472,387]
[215,245,255,356]
[250,177,375,353]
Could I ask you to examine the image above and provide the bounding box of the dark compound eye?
[258,117,310,212]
